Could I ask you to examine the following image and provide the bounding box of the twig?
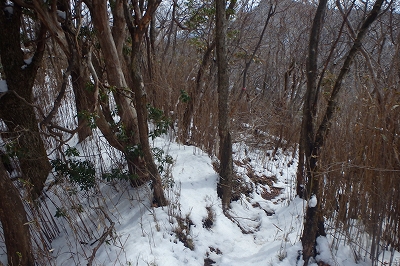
[223,209,255,234]
[41,60,73,127]
[86,222,115,266]
[1,90,45,118]
[273,223,283,232]
[87,199,115,266]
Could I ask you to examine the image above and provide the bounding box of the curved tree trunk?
[71,59,94,142]
[86,0,153,182]
[60,0,94,143]
[0,163,35,266]
[88,0,139,140]
[131,49,167,206]
[123,0,167,206]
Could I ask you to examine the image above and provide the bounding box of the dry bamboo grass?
[148,40,221,155]
[319,80,400,264]
[149,43,302,158]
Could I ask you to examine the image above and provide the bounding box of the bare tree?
[215,0,234,210]
[299,0,386,264]
[123,0,167,206]
[0,1,51,199]
[299,1,328,263]
[0,2,50,264]
[240,1,275,96]
[0,162,34,265]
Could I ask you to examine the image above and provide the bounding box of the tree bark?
[300,0,385,264]
[124,0,167,206]
[86,0,156,182]
[313,0,385,152]
[0,163,35,266]
[87,0,140,147]
[216,0,233,210]
[299,0,328,264]
[131,50,167,206]
[60,0,94,142]
[71,57,95,142]
[180,0,236,145]
[0,2,51,199]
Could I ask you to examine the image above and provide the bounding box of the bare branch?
[41,61,73,127]
[241,3,276,93]
[314,0,386,153]
[12,0,34,8]
[314,2,354,110]
[2,90,45,118]
[31,0,69,55]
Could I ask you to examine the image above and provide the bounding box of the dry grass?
[319,79,400,261]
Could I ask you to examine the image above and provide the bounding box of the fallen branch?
[87,200,115,266]
[223,209,260,234]
[86,222,115,266]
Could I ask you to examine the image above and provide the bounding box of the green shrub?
[179,89,191,103]
[51,148,96,191]
[147,105,171,139]
[102,168,138,182]
[152,147,174,174]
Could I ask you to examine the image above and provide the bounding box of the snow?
[21,57,33,69]
[309,194,317,208]
[0,79,8,92]
[315,236,334,265]
[0,136,399,265]
[57,10,66,20]
[3,6,13,15]
[24,57,33,65]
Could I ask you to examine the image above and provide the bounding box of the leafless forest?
[0,0,399,265]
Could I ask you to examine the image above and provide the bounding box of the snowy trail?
[1,137,398,265]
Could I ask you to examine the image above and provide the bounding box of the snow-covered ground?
[1,137,399,265]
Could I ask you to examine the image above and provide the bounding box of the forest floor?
[1,136,399,265]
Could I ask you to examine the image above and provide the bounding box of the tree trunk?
[123,0,167,206]
[71,59,94,142]
[295,138,305,198]
[299,0,328,264]
[131,49,167,206]
[0,163,35,266]
[86,0,154,181]
[300,0,385,264]
[180,41,215,144]
[216,0,233,210]
[59,0,94,143]
[0,3,51,200]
